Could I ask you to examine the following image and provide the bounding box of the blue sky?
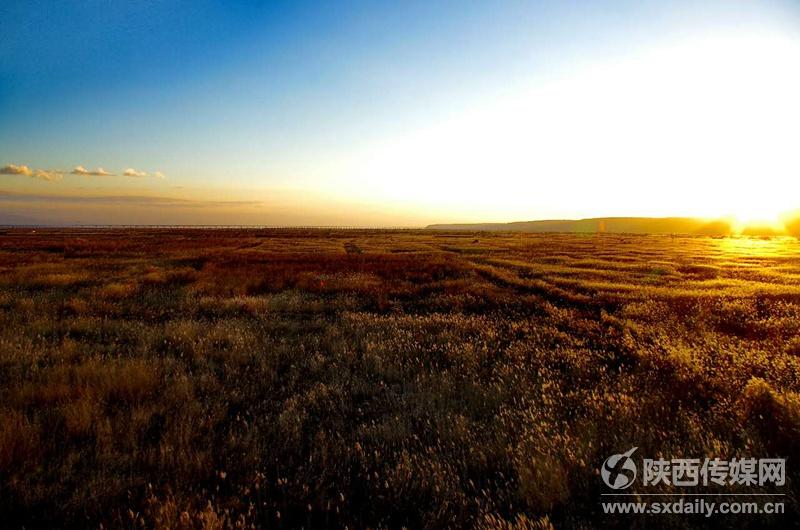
[2,0,800,225]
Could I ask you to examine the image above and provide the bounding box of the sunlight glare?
[334,30,800,224]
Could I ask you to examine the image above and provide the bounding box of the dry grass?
[0,228,798,528]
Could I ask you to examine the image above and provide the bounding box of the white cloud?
[4,163,162,182]
[33,169,63,182]
[71,165,115,176]
[1,164,63,181]
[123,168,148,177]
[1,164,33,176]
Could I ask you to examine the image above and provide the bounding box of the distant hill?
[426,217,736,235]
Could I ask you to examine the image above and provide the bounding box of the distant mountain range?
[426,217,772,235]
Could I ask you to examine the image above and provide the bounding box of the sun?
[732,207,782,227]
[723,194,796,233]
[728,206,787,234]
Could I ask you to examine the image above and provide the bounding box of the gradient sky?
[2,0,800,226]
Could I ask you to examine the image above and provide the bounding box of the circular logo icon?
[601,447,638,489]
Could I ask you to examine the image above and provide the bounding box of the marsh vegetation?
[0,229,798,528]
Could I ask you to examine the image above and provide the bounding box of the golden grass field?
[0,228,798,529]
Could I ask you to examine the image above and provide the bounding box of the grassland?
[0,228,798,529]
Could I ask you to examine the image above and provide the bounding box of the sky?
[2,0,800,226]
